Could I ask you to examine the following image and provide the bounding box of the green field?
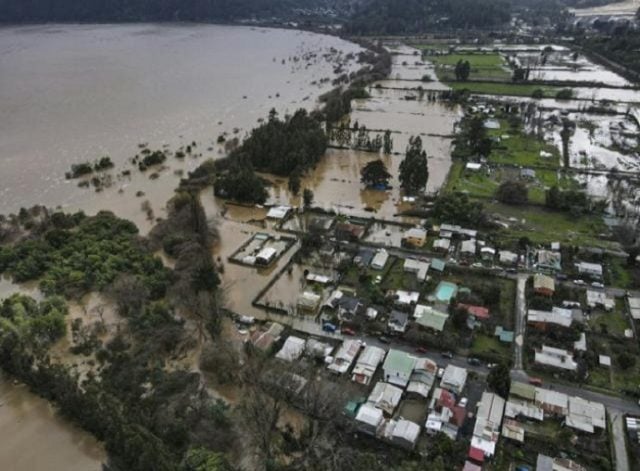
[429,53,511,81]
[470,334,512,364]
[446,81,560,98]
[488,124,561,168]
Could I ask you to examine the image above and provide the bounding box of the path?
[513,273,529,374]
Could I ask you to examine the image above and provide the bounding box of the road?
[513,273,528,373]
[611,410,631,471]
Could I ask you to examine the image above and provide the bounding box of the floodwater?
[0,374,105,471]
[571,0,640,17]
[0,24,362,230]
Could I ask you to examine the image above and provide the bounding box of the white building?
[499,250,518,265]
[327,339,362,375]
[566,396,606,433]
[256,246,278,265]
[471,392,506,457]
[394,290,420,307]
[440,365,468,394]
[527,307,573,328]
[586,290,615,311]
[404,258,429,281]
[371,249,390,270]
[576,261,603,279]
[275,336,306,362]
[381,419,421,449]
[352,345,386,386]
[367,382,403,416]
[535,345,577,371]
[355,403,384,435]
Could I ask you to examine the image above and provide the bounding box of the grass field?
[470,333,512,364]
[429,53,512,81]
[446,81,560,98]
[488,125,561,168]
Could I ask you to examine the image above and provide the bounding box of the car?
[471,262,483,268]
[591,282,604,289]
[556,273,568,281]
[322,322,337,333]
[341,327,356,336]
[437,367,445,379]
[528,377,543,386]
[378,335,391,344]
[487,363,497,369]
[467,357,481,366]
[441,351,453,359]
[415,346,428,354]
[458,397,468,408]
[573,279,585,286]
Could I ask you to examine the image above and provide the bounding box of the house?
[521,168,536,180]
[407,358,438,398]
[502,419,525,443]
[266,205,291,219]
[536,454,587,471]
[352,345,386,386]
[458,303,490,321]
[327,339,362,375]
[381,419,421,450]
[255,247,278,266]
[335,222,365,241]
[534,388,569,416]
[371,249,389,270]
[566,396,605,433]
[433,238,451,252]
[250,322,284,351]
[537,250,562,272]
[471,392,506,457]
[576,261,603,279]
[394,290,419,307]
[354,248,375,267]
[367,382,403,415]
[460,239,477,257]
[494,326,514,343]
[305,339,334,360]
[629,297,640,320]
[297,291,322,314]
[463,462,482,471]
[402,227,427,248]
[355,403,384,435]
[440,365,468,394]
[528,307,573,329]
[388,310,410,334]
[414,304,449,332]
[510,381,537,402]
[403,258,429,281]
[535,345,577,371]
[306,273,332,284]
[480,247,496,261]
[426,387,467,439]
[505,398,544,421]
[439,223,477,239]
[586,290,614,311]
[499,250,518,265]
[336,295,364,318]
[574,332,587,352]
[431,258,447,273]
[382,349,416,388]
[275,336,306,362]
[533,273,555,296]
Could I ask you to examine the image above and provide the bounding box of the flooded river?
[0,374,105,471]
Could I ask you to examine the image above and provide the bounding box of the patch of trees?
[496,180,529,205]
[214,156,269,204]
[399,136,429,195]
[452,114,493,160]
[136,150,167,171]
[545,185,592,214]
[65,156,114,179]
[361,159,391,188]
[0,210,172,299]
[454,60,471,81]
[344,0,512,35]
[431,192,486,226]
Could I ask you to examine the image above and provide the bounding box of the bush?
[555,88,573,100]
[496,180,528,205]
[531,88,544,99]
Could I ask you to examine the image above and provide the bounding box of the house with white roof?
[471,392,506,457]
[403,258,429,281]
[394,290,419,307]
[576,261,603,279]
[440,365,468,394]
[327,339,362,375]
[566,396,605,433]
[528,307,573,329]
[381,419,421,450]
[355,403,384,435]
[352,345,386,386]
[535,345,577,371]
[367,381,403,416]
[275,336,306,362]
[382,349,416,388]
[433,238,451,252]
[371,249,390,270]
[499,250,518,265]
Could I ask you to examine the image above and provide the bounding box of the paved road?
[611,410,631,471]
[513,273,528,372]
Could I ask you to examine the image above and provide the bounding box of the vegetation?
[446,81,559,98]
[431,192,486,226]
[487,362,511,398]
[399,136,429,195]
[65,156,114,179]
[360,159,391,188]
[496,180,529,205]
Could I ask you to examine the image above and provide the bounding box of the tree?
[432,193,485,226]
[496,180,528,205]
[383,130,393,154]
[303,188,314,209]
[454,59,471,81]
[399,136,429,195]
[288,170,301,196]
[617,352,636,370]
[360,160,391,188]
[487,362,511,398]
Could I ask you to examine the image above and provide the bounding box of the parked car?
[528,377,543,386]
[415,346,428,354]
[458,397,468,408]
[591,282,604,289]
[341,327,356,336]
[441,351,453,359]
[437,368,445,379]
[467,357,481,366]
[322,322,337,333]
[374,275,382,284]
[573,279,585,286]
[556,273,568,281]
[378,335,391,344]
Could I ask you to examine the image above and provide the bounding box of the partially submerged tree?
[399,136,429,195]
[360,159,391,188]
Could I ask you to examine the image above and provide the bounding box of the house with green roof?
[382,349,416,388]
[413,304,449,332]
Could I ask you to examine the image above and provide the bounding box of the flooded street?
[0,375,106,471]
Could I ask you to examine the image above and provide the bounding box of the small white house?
[371,249,390,270]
